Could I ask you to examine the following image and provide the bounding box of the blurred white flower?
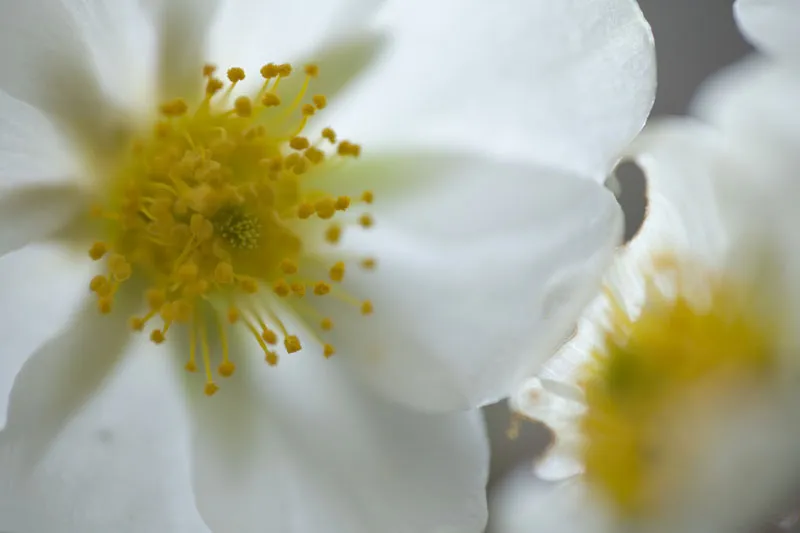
[498,16,800,533]
[0,0,655,532]
[734,0,800,63]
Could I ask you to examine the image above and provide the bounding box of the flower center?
[87,62,375,396]
[579,255,777,516]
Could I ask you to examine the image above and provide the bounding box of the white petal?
[145,0,221,100]
[0,244,93,430]
[490,471,612,533]
[186,337,489,533]
[331,0,656,179]
[206,0,386,94]
[305,153,621,412]
[0,0,156,146]
[734,0,800,61]
[0,91,86,256]
[0,291,138,468]
[0,336,208,533]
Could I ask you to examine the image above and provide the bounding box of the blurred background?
[484,0,752,523]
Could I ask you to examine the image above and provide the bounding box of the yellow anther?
[262,93,281,107]
[215,262,235,284]
[322,127,337,143]
[185,361,198,372]
[361,190,374,204]
[177,262,199,282]
[277,63,292,77]
[358,214,374,228]
[360,257,377,270]
[273,279,291,297]
[184,280,209,297]
[260,63,279,79]
[265,351,279,366]
[325,224,342,244]
[335,196,350,211]
[218,360,236,377]
[297,203,315,219]
[227,67,246,83]
[321,318,333,331]
[227,306,240,324]
[159,98,188,117]
[146,289,166,310]
[190,214,214,241]
[206,77,224,95]
[329,262,345,282]
[234,96,252,117]
[202,64,217,77]
[323,344,335,358]
[304,64,319,77]
[361,300,374,315]
[314,281,331,296]
[97,297,113,314]
[312,95,327,109]
[292,158,308,175]
[129,317,145,331]
[90,275,109,294]
[159,302,176,323]
[290,137,310,150]
[88,242,108,260]
[284,335,302,354]
[239,277,259,294]
[314,198,336,219]
[284,153,301,168]
[280,259,298,274]
[304,147,324,164]
[301,104,316,117]
[262,327,278,345]
[150,329,166,344]
[338,140,362,157]
[108,254,131,281]
[204,383,219,396]
[291,282,306,296]
[172,299,193,323]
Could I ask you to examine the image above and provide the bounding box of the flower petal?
[0,91,87,256]
[206,0,386,94]
[186,336,489,533]
[734,0,800,61]
[0,0,155,148]
[0,244,93,430]
[305,152,621,412]
[330,0,656,179]
[0,336,209,533]
[490,472,611,533]
[0,289,137,469]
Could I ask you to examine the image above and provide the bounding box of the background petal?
[734,0,800,62]
[329,0,656,180]
[490,472,612,533]
[0,0,156,148]
[304,152,622,412]
[186,333,489,533]
[0,244,93,430]
[0,337,208,533]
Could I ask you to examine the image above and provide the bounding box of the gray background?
[485,0,751,494]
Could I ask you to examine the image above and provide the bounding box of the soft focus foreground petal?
[307,153,621,412]
[144,0,221,101]
[734,0,800,62]
[0,0,155,148]
[187,336,489,533]
[0,91,86,256]
[331,0,656,179]
[0,336,208,533]
[0,288,138,469]
[206,0,386,94]
[490,472,612,533]
[0,245,93,430]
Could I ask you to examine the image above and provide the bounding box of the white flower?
[497,13,800,533]
[734,0,800,63]
[0,0,655,531]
